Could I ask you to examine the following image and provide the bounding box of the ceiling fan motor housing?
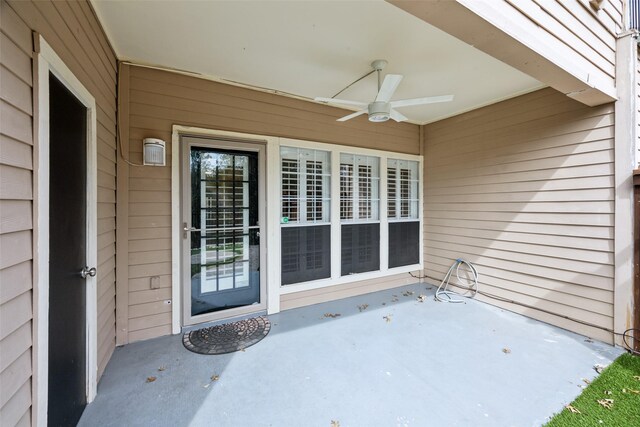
[368,101,391,122]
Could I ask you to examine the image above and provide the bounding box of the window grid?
[306,160,323,221]
[280,147,330,224]
[387,167,397,218]
[281,159,299,222]
[387,159,419,220]
[340,154,379,222]
[340,164,353,220]
[400,168,410,218]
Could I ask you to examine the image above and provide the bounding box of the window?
[280,147,331,285]
[340,154,380,221]
[278,141,421,289]
[340,154,380,275]
[387,159,419,220]
[387,159,420,267]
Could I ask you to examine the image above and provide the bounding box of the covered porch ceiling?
[91,0,544,125]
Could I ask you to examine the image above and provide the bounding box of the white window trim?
[278,138,423,295]
[33,35,99,425]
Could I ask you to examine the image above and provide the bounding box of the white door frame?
[179,136,267,326]
[171,126,280,332]
[32,35,99,425]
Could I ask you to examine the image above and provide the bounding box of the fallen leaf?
[594,364,606,374]
[402,291,414,297]
[597,399,613,409]
[634,376,640,381]
[417,295,427,303]
[146,376,156,383]
[383,315,392,323]
[604,390,612,395]
[330,421,340,427]
[211,375,220,381]
[358,304,369,312]
[158,366,166,372]
[502,348,511,354]
[582,378,591,385]
[565,405,581,414]
[627,389,640,394]
[324,313,341,318]
[584,338,594,343]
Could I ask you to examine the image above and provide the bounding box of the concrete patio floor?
[79,282,623,427]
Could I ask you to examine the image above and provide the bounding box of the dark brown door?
[48,73,88,426]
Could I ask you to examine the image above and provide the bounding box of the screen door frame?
[180,135,267,326]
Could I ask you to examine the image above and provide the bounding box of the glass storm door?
[185,145,261,321]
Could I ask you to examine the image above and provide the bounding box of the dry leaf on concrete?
[146,376,156,383]
[358,304,369,312]
[417,295,427,303]
[502,348,511,354]
[158,366,166,372]
[211,375,220,381]
[582,378,591,385]
[383,315,392,323]
[402,291,414,297]
[330,421,340,427]
[597,399,614,409]
[594,364,606,374]
[324,313,341,318]
[565,405,581,414]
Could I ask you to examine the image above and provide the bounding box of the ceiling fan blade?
[389,109,408,123]
[375,74,403,103]
[337,109,367,122]
[315,97,368,108]
[390,95,454,108]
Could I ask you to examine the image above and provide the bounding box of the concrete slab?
[79,283,623,427]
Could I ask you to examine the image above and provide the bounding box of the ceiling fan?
[315,60,454,123]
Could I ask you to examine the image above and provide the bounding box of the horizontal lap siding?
[0,2,35,424]
[423,88,615,343]
[0,0,117,423]
[125,65,419,342]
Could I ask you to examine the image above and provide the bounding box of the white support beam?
[613,32,637,345]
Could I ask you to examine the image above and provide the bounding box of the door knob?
[80,266,97,279]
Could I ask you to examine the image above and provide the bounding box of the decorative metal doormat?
[182,316,271,355]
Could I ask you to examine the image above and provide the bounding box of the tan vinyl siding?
[423,87,614,343]
[0,0,117,422]
[391,0,621,106]
[123,64,419,342]
[280,272,422,310]
[469,0,620,97]
[0,2,35,423]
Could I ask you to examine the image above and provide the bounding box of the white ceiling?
[92,0,544,124]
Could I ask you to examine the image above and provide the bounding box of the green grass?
[545,353,640,426]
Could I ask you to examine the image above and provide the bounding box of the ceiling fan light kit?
[315,59,454,123]
[368,101,390,122]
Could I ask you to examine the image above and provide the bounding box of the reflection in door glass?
[190,147,259,316]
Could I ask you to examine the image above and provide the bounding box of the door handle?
[80,266,97,279]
